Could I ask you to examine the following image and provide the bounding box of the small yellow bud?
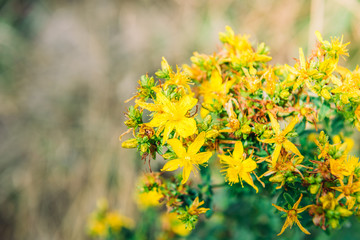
[269,174,285,183]
[321,89,331,99]
[206,129,220,139]
[340,94,349,104]
[300,107,307,116]
[336,206,353,217]
[309,184,320,194]
[262,130,273,139]
[329,218,339,229]
[240,125,251,135]
[140,144,148,153]
[279,90,290,99]
[124,120,137,128]
[265,104,273,111]
[121,138,138,148]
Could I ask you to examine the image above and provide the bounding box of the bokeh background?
[1,0,360,239]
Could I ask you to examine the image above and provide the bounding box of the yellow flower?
[319,192,337,210]
[188,197,210,216]
[137,188,163,209]
[330,156,359,179]
[331,72,360,104]
[259,113,303,165]
[161,57,193,92]
[272,194,311,236]
[162,212,191,237]
[199,69,235,107]
[218,141,258,192]
[139,91,198,143]
[316,31,349,59]
[161,132,212,184]
[105,212,134,230]
[285,48,319,91]
[332,174,360,209]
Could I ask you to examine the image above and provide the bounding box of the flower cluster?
[118,27,360,237]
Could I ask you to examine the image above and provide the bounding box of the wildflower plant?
[115,27,360,238]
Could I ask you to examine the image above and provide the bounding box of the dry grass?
[0,0,360,239]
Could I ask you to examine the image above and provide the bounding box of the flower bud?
[336,206,353,217]
[269,174,285,183]
[122,138,138,148]
[125,119,137,128]
[320,89,331,99]
[329,218,339,229]
[280,90,290,99]
[309,184,320,194]
[240,125,251,135]
[140,144,148,153]
[262,130,273,139]
[206,129,219,139]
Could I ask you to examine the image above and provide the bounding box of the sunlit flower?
[259,113,303,165]
[138,91,198,143]
[272,194,312,235]
[218,141,258,192]
[332,174,360,209]
[161,132,212,184]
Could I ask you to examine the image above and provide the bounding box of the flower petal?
[239,172,258,193]
[295,218,310,235]
[161,159,182,172]
[233,141,244,160]
[277,216,291,236]
[193,152,212,165]
[167,138,186,157]
[162,122,175,144]
[272,143,282,166]
[188,132,206,155]
[181,162,193,184]
[268,112,280,135]
[218,155,234,165]
[148,113,168,127]
[177,95,198,116]
[242,158,257,172]
[282,116,299,136]
[283,140,302,157]
[175,118,197,138]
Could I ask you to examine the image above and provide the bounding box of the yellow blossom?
[319,192,337,210]
[259,113,303,165]
[188,197,210,216]
[137,188,163,208]
[161,132,212,184]
[162,212,191,237]
[199,69,235,107]
[272,194,311,236]
[330,156,360,179]
[332,174,360,209]
[161,57,193,92]
[285,48,319,91]
[218,141,258,192]
[138,91,198,143]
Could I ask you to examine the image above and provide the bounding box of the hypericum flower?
[199,69,235,107]
[138,91,198,143]
[272,194,312,236]
[285,48,318,91]
[259,113,303,165]
[330,156,359,180]
[319,192,337,210]
[161,212,191,237]
[316,31,349,59]
[161,132,212,184]
[331,72,360,104]
[218,141,258,192]
[188,197,210,216]
[160,57,193,92]
[332,174,360,209]
[261,153,308,189]
[137,188,163,209]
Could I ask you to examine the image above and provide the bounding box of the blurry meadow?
[2,0,360,239]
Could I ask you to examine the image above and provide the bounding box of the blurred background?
[1,0,360,239]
